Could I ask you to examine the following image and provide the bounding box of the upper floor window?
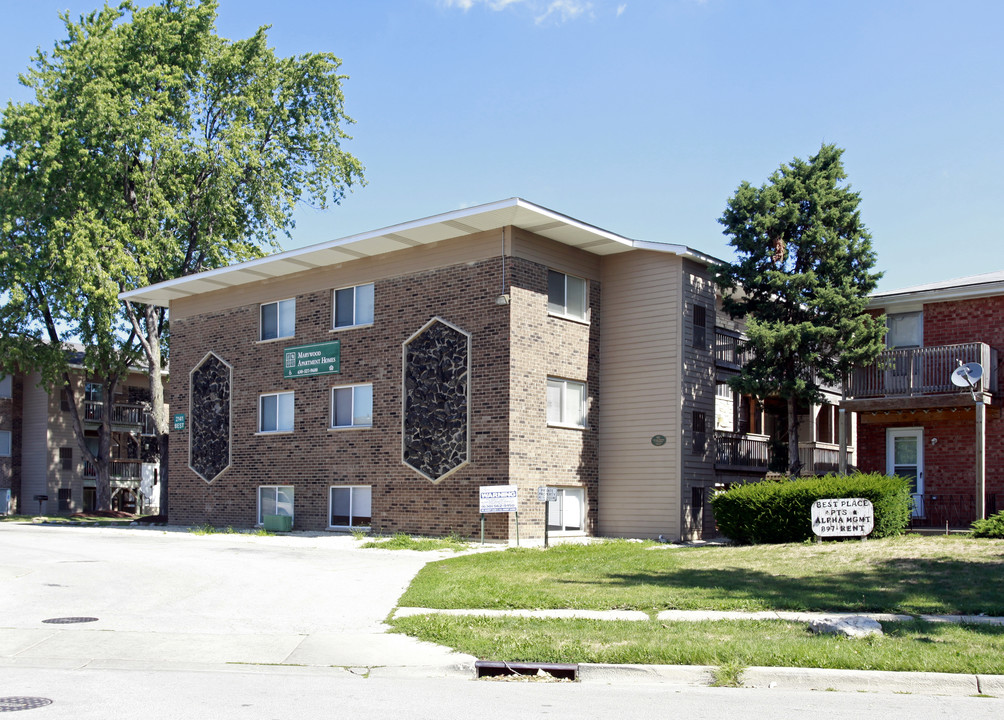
[547,377,587,428]
[0,430,10,457]
[84,382,102,403]
[547,270,587,321]
[333,283,374,329]
[0,375,10,398]
[692,305,707,349]
[259,391,294,433]
[692,410,707,454]
[886,311,922,349]
[331,384,373,429]
[261,298,295,341]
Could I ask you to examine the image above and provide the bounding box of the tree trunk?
[787,394,801,477]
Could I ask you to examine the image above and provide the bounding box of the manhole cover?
[0,697,53,712]
[41,617,98,624]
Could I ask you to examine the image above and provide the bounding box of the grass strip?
[398,536,1004,615]
[389,615,1004,675]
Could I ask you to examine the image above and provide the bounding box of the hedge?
[709,472,913,545]
[971,510,1004,539]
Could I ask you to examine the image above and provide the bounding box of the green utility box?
[263,514,292,532]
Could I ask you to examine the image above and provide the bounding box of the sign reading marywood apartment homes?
[811,497,874,537]
[283,341,340,378]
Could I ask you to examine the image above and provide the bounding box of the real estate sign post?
[479,485,519,545]
[811,498,874,540]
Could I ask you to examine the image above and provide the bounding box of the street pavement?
[1,522,1003,703]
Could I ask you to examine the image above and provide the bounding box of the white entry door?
[887,428,924,517]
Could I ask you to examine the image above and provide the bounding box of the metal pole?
[544,501,550,549]
[515,511,519,547]
[976,399,986,520]
[480,513,484,545]
[838,407,848,475]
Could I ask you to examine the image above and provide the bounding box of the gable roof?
[121,197,717,308]
[871,270,1004,311]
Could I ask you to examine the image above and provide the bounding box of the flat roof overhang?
[121,197,716,308]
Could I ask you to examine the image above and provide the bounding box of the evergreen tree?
[714,144,885,476]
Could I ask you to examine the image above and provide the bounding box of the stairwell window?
[261,299,295,341]
[692,410,707,454]
[547,270,587,321]
[547,378,587,429]
[0,431,10,457]
[333,283,374,329]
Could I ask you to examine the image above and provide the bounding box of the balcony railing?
[798,445,849,476]
[909,493,998,529]
[82,401,145,426]
[848,342,996,398]
[715,431,771,471]
[714,330,750,368]
[83,460,143,481]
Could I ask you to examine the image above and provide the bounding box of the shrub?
[710,472,912,544]
[970,511,1004,539]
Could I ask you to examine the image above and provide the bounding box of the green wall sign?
[651,435,667,447]
[173,413,186,430]
[284,340,341,378]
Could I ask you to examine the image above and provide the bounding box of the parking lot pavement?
[0,523,475,674]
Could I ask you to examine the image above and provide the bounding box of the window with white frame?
[547,270,587,321]
[0,375,11,398]
[333,283,374,329]
[329,486,372,528]
[258,486,294,525]
[330,384,373,428]
[260,298,295,341]
[547,378,586,428]
[0,430,10,457]
[547,487,583,532]
[259,392,294,433]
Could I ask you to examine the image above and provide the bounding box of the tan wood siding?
[598,251,683,539]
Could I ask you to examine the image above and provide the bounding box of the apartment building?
[122,198,851,540]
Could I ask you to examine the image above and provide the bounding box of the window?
[692,411,707,454]
[0,431,10,457]
[333,283,374,329]
[258,486,294,525]
[259,392,294,433]
[0,375,10,398]
[547,487,583,532]
[329,486,372,528]
[260,298,295,341]
[692,305,707,349]
[330,384,373,428]
[547,270,587,321]
[60,447,73,471]
[546,378,586,428]
[886,311,922,348]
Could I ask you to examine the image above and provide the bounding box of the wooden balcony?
[715,431,771,472]
[844,342,997,412]
[714,330,749,369]
[83,459,143,482]
[82,401,146,428]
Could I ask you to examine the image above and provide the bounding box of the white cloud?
[616,3,627,17]
[441,0,596,24]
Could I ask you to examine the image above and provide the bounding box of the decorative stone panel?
[402,318,470,482]
[189,352,232,483]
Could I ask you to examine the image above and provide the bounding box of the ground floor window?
[329,486,372,528]
[83,487,95,513]
[58,488,71,513]
[547,486,584,532]
[258,485,294,525]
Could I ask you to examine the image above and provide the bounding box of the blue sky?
[2,0,1002,291]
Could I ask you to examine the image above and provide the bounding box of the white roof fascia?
[870,278,1004,312]
[119,197,701,307]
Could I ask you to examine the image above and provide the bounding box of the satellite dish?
[951,362,983,388]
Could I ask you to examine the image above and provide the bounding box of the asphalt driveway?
[0,522,473,673]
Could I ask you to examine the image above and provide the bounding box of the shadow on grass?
[562,557,1004,615]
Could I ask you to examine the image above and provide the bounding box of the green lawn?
[391,615,1004,675]
[398,535,1004,615]
[389,536,1004,674]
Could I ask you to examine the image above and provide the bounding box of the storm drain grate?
[0,697,53,713]
[475,661,578,680]
[41,617,98,624]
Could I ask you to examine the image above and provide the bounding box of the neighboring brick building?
[843,272,1004,526]
[122,198,849,540]
[0,361,162,516]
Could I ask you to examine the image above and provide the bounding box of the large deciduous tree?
[0,0,363,513]
[713,144,885,476]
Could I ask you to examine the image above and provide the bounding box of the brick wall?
[168,252,599,538]
[0,374,19,509]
